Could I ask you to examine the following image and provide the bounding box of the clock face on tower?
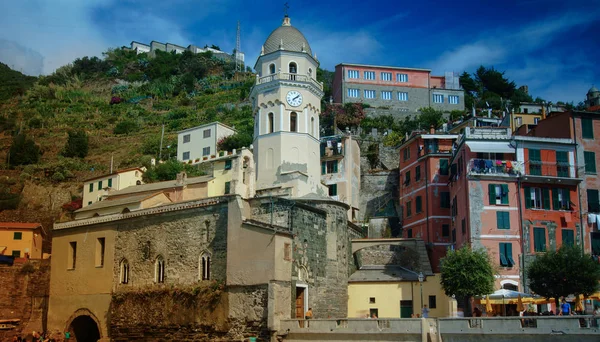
[286,90,303,107]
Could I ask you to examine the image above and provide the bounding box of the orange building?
[398,130,457,271]
[0,222,44,259]
[513,135,581,292]
[521,111,600,258]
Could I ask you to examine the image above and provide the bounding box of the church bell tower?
[250,15,326,197]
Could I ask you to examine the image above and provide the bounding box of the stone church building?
[47,15,362,341]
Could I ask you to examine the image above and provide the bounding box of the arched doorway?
[69,315,100,342]
[66,309,102,342]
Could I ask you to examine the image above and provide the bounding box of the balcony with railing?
[320,138,344,159]
[256,72,324,91]
[521,160,581,184]
[468,159,523,177]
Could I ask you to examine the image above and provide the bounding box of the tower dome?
[588,86,599,94]
[262,16,312,56]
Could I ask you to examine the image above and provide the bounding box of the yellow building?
[82,167,145,208]
[194,148,255,199]
[348,269,452,318]
[0,222,44,259]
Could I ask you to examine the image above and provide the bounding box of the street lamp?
[418,272,424,315]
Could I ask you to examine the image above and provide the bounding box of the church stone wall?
[113,202,229,287]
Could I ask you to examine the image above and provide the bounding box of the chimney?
[430,125,435,134]
[541,104,546,120]
[176,172,187,185]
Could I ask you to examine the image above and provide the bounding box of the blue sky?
[0,0,598,103]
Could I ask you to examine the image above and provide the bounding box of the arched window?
[200,253,211,280]
[268,113,274,133]
[289,62,297,80]
[310,117,315,136]
[122,208,130,214]
[120,259,129,284]
[155,255,165,283]
[290,112,297,132]
[308,68,313,78]
[269,63,276,74]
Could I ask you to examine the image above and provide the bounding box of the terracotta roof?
[0,222,42,229]
[83,167,144,182]
[108,175,213,197]
[75,192,170,213]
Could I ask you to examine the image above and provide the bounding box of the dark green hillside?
[0,62,37,103]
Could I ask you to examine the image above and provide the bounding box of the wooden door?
[295,287,305,319]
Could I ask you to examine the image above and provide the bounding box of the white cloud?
[428,9,600,103]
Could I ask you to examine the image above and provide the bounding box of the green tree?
[217,133,253,152]
[417,107,444,129]
[142,160,206,183]
[321,102,366,134]
[527,245,600,307]
[62,130,89,158]
[113,120,139,135]
[8,134,42,167]
[440,246,495,316]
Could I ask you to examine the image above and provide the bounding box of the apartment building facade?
[449,127,523,290]
[523,111,600,258]
[82,168,145,208]
[332,64,464,115]
[398,131,458,271]
[513,136,581,291]
[177,122,236,163]
[320,134,361,221]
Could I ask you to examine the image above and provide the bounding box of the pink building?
[449,127,522,290]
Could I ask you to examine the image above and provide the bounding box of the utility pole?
[159,124,165,161]
[235,21,241,72]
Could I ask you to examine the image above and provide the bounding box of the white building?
[177,122,236,162]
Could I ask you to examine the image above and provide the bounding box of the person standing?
[305,307,313,320]
[559,299,572,316]
[422,305,430,318]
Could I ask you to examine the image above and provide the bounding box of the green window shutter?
[585,151,597,173]
[552,188,559,210]
[321,162,326,175]
[529,149,540,161]
[333,161,338,173]
[542,188,551,209]
[534,227,546,252]
[556,151,568,163]
[562,229,574,246]
[582,118,594,139]
[501,184,509,204]
[524,187,531,209]
[89,183,93,192]
[489,184,496,205]
[440,159,449,175]
[499,243,508,266]
[108,178,113,187]
[506,243,514,266]
[224,182,231,194]
[98,181,102,190]
[497,212,510,229]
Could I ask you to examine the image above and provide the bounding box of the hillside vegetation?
[0,48,256,227]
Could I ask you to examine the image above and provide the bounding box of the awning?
[466,141,514,154]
